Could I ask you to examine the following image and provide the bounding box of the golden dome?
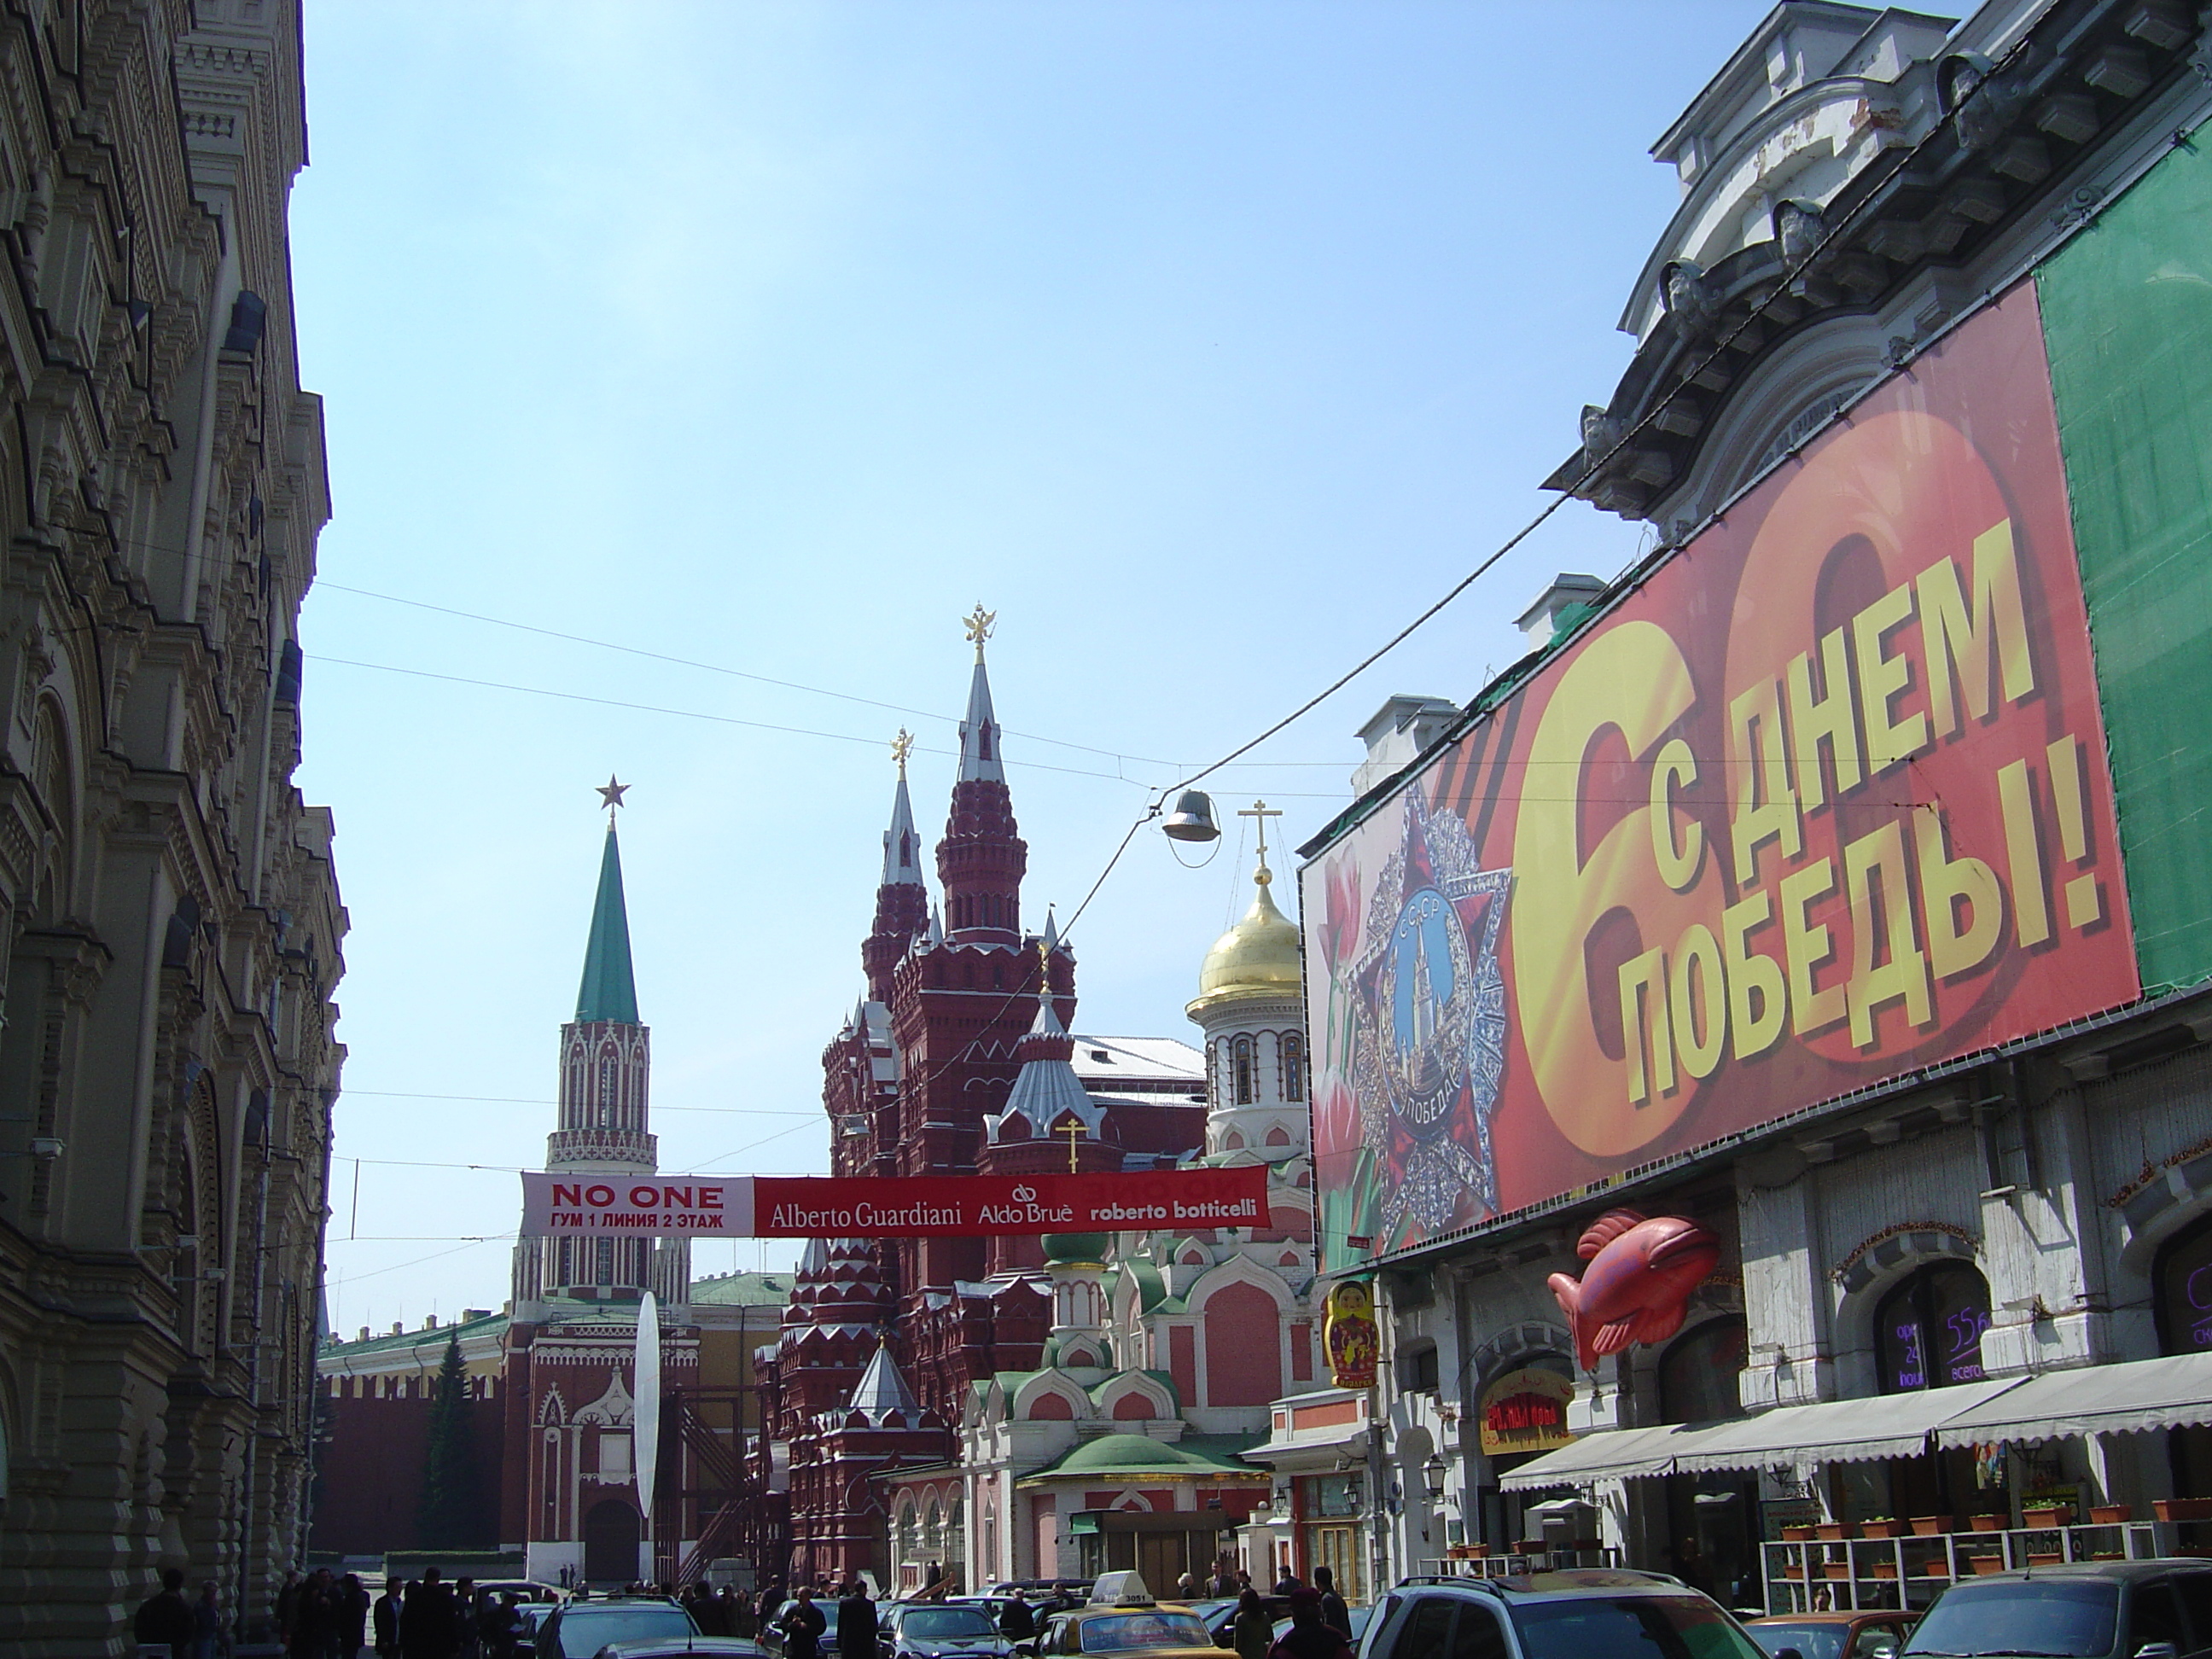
[1191,859,1304,1011]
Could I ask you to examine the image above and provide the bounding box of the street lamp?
[1422,1454,1447,1502]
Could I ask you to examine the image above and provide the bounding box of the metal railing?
[1760,1521,2168,1613]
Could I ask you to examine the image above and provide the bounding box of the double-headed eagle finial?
[963,603,996,662]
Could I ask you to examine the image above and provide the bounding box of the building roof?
[1068,1035,1206,1086]
[958,655,1004,783]
[1020,1430,1266,1482]
[320,1309,509,1363]
[576,824,640,1024]
[690,1272,792,1307]
[882,771,923,888]
[1190,853,1302,1014]
[847,1343,926,1424]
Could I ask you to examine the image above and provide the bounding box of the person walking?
[400,1568,460,1659]
[1271,1566,1300,1596]
[998,1596,1036,1644]
[837,1580,877,1659]
[1311,1568,1349,1640]
[777,1586,827,1659]
[372,1579,404,1659]
[1232,1589,1273,1659]
[336,1575,371,1659]
[1265,1592,1352,1659]
[136,1568,197,1659]
[192,1580,227,1659]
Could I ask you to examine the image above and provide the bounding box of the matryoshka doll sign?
[1324,1279,1379,1388]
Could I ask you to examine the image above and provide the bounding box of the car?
[1744,1611,1915,1659]
[511,1601,557,1657]
[1034,1577,1220,1659]
[1900,1560,2212,1659]
[882,1601,1024,1659]
[595,1640,770,1659]
[534,1597,703,1659]
[1355,1570,1766,1659]
[481,1580,571,1604]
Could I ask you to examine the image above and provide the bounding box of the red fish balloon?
[1547,1208,1721,1371]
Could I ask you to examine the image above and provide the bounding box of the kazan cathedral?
[759,627,1323,1593]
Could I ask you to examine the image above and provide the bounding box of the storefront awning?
[1667,1377,2023,1473]
[1498,1423,1691,1490]
[1933,1352,2212,1447]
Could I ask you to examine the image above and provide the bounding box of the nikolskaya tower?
[512,779,690,1307]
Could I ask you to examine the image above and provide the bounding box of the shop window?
[1875,1261,1991,1391]
[2156,1212,2212,1354]
[1658,1318,1747,1423]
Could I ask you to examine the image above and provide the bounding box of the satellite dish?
[635,1290,661,1549]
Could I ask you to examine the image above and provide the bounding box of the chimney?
[462,1308,492,1323]
[390,1322,405,1336]
[1514,573,1609,647]
[423,1313,439,1330]
[358,1327,370,1343]
[1353,696,1461,797]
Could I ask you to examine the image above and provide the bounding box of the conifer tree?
[416,1332,481,1547]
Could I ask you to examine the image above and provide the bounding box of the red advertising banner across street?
[1302,282,2140,1266]
[518,1165,1272,1238]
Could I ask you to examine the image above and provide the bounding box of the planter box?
[1861,1521,1903,1540]
[1781,1526,1816,1543]
[2157,1499,2212,1523]
[2023,1508,2073,1528]
[1824,1564,1853,1580]
[1911,1516,1953,1537]
[1970,1515,2006,1533]
[1872,1563,1901,1580]
[1971,1556,2009,1575]
[1816,1522,1854,1541]
[1785,1567,1807,1580]
[2089,1505,2131,1525]
[2029,1553,2064,1567]
[1918,1563,1952,1579]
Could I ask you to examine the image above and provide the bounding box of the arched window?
[1281,1033,1306,1102]
[947,1496,966,1575]
[2157,1214,2212,1355]
[1875,1261,1991,1391]
[1232,1037,1254,1106]
[923,1498,943,1557]
[896,1499,919,1565]
[1658,1317,1747,1423]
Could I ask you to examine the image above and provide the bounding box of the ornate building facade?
[760,628,1319,1592]
[0,2,347,1649]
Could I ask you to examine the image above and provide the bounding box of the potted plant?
[1872,1562,1901,1580]
[1970,1513,2006,1532]
[1824,1562,1853,1580]
[2023,1503,2073,1528]
[2157,1498,2212,1522]
[1860,1516,1902,1540]
[1918,1560,1952,1579]
[1784,1564,1807,1580]
[1781,1524,1816,1543]
[2090,1505,2131,1525]
[1910,1515,1953,1537]
[1970,1555,2009,1575]
[1816,1521,1854,1541]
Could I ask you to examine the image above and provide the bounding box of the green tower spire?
[576,823,640,1024]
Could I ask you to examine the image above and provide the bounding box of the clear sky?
[294,0,1781,1338]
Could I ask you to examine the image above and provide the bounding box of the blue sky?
[294,0,1779,1336]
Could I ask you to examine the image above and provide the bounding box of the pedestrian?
[998,1597,1036,1643]
[1312,1568,1349,1639]
[1235,1571,1253,1593]
[276,1571,306,1652]
[481,1592,523,1659]
[136,1568,197,1659]
[373,1580,404,1659]
[338,1575,371,1659]
[1210,1563,1237,1598]
[777,1586,827,1659]
[451,1580,479,1659]
[290,1569,336,1659]
[725,1587,754,1638]
[1271,1565,1300,1596]
[1232,1589,1273,1659]
[758,1580,787,1624]
[193,1580,227,1659]
[1264,1591,1352,1659]
[838,1579,877,1659]
[400,1566,461,1659]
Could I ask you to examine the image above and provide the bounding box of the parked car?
[1745,1611,1915,1659]
[1901,1561,2212,1659]
[882,1601,1025,1659]
[1035,1577,1218,1659]
[481,1580,571,1604]
[596,1639,769,1659]
[535,1597,702,1659]
[512,1601,557,1657]
[1355,1571,1766,1659]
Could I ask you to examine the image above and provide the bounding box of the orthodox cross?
[963,603,996,661]
[1057,1117,1086,1174]
[891,728,914,777]
[597,775,630,827]
[1238,800,1283,865]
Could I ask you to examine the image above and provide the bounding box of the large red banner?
[1301,283,2139,1265]
[520,1165,1271,1238]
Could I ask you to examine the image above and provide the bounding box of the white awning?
[1933,1352,2212,1447]
[1498,1423,1692,1490]
[1668,1377,2024,1473]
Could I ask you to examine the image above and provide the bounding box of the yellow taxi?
[1033,1575,1221,1659]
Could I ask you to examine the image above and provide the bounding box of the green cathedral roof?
[576,825,640,1024]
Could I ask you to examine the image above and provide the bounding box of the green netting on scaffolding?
[2040,131,2212,994]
